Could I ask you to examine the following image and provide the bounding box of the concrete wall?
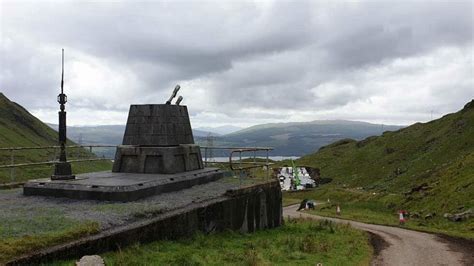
[9,180,282,265]
[112,144,204,174]
[122,104,194,146]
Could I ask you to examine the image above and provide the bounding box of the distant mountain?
[57,120,401,157]
[50,119,403,157]
[199,120,403,156]
[195,125,242,135]
[47,124,124,145]
[193,129,220,137]
[47,124,219,144]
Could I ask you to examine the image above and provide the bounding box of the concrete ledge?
[23,168,224,201]
[0,182,25,190]
[8,180,282,265]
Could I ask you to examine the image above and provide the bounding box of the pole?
[10,149,14,182]
[266,149,269,180]
[239,152,242,187]
[52,49,75,180]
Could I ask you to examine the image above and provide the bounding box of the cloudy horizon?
[1,0,472,128]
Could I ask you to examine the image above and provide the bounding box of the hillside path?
[283,204,472,266]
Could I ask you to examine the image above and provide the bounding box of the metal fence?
[201,146,274,180]
[0,145,274,183]
[0,145,115,182]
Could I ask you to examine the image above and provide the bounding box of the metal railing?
[0,145,274,184]
[0,145,115,182]
[201,146,274,181]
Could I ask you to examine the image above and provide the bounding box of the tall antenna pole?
[61,49,64,94]
[52,49,75,180]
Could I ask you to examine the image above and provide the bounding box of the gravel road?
[284,204,473,266]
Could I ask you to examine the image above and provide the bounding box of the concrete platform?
[23,168,224,201]
[8,180,282,265]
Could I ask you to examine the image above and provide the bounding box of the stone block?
[112,145,203,174]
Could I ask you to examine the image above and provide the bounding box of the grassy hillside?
[0,93,112,183]
[0,93,58,147]
[288,100,474,238]
[204,120,402,156]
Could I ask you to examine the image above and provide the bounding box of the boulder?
[424,213,435,220]
[445,208,473,222]
[76,255,105,266]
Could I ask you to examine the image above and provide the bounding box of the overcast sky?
[0,0,472,128]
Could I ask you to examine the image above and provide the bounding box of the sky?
[0,0,473,128]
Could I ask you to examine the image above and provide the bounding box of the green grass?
[0,208,87,238]
[282,197,302,207]
[0,221,99,264]
[54,218,372,266]
[283,186,474,239]
[0,198,102,264]
[0,159,113,184]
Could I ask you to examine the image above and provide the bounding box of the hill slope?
[195,125,242,135]
[0,93,111,183]
[297,100,474,215]
[209,120,402,156]
[0,93,58,147]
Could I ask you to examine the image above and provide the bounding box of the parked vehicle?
[278,166,315,191]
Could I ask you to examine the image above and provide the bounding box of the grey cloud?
[319,1,473,69]
[0,39,58,108]
[0,0,472,126]
[4,1,313,79]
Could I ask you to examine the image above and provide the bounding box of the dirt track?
[283,205,473,266]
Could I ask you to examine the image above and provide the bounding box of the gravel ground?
[0,177,255,238]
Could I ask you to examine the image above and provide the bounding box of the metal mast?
[52,49,75,180]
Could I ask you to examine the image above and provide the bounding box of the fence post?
[10,149,15,182]
[204,147,208,167]
[239,151,242,187]
[253,149,256,179]
[266,149,269,180]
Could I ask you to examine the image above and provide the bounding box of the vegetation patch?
[55,218,372,266]
[0,222,99,264]
[0,160,112,184]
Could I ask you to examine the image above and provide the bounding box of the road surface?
[283,204,473,266]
